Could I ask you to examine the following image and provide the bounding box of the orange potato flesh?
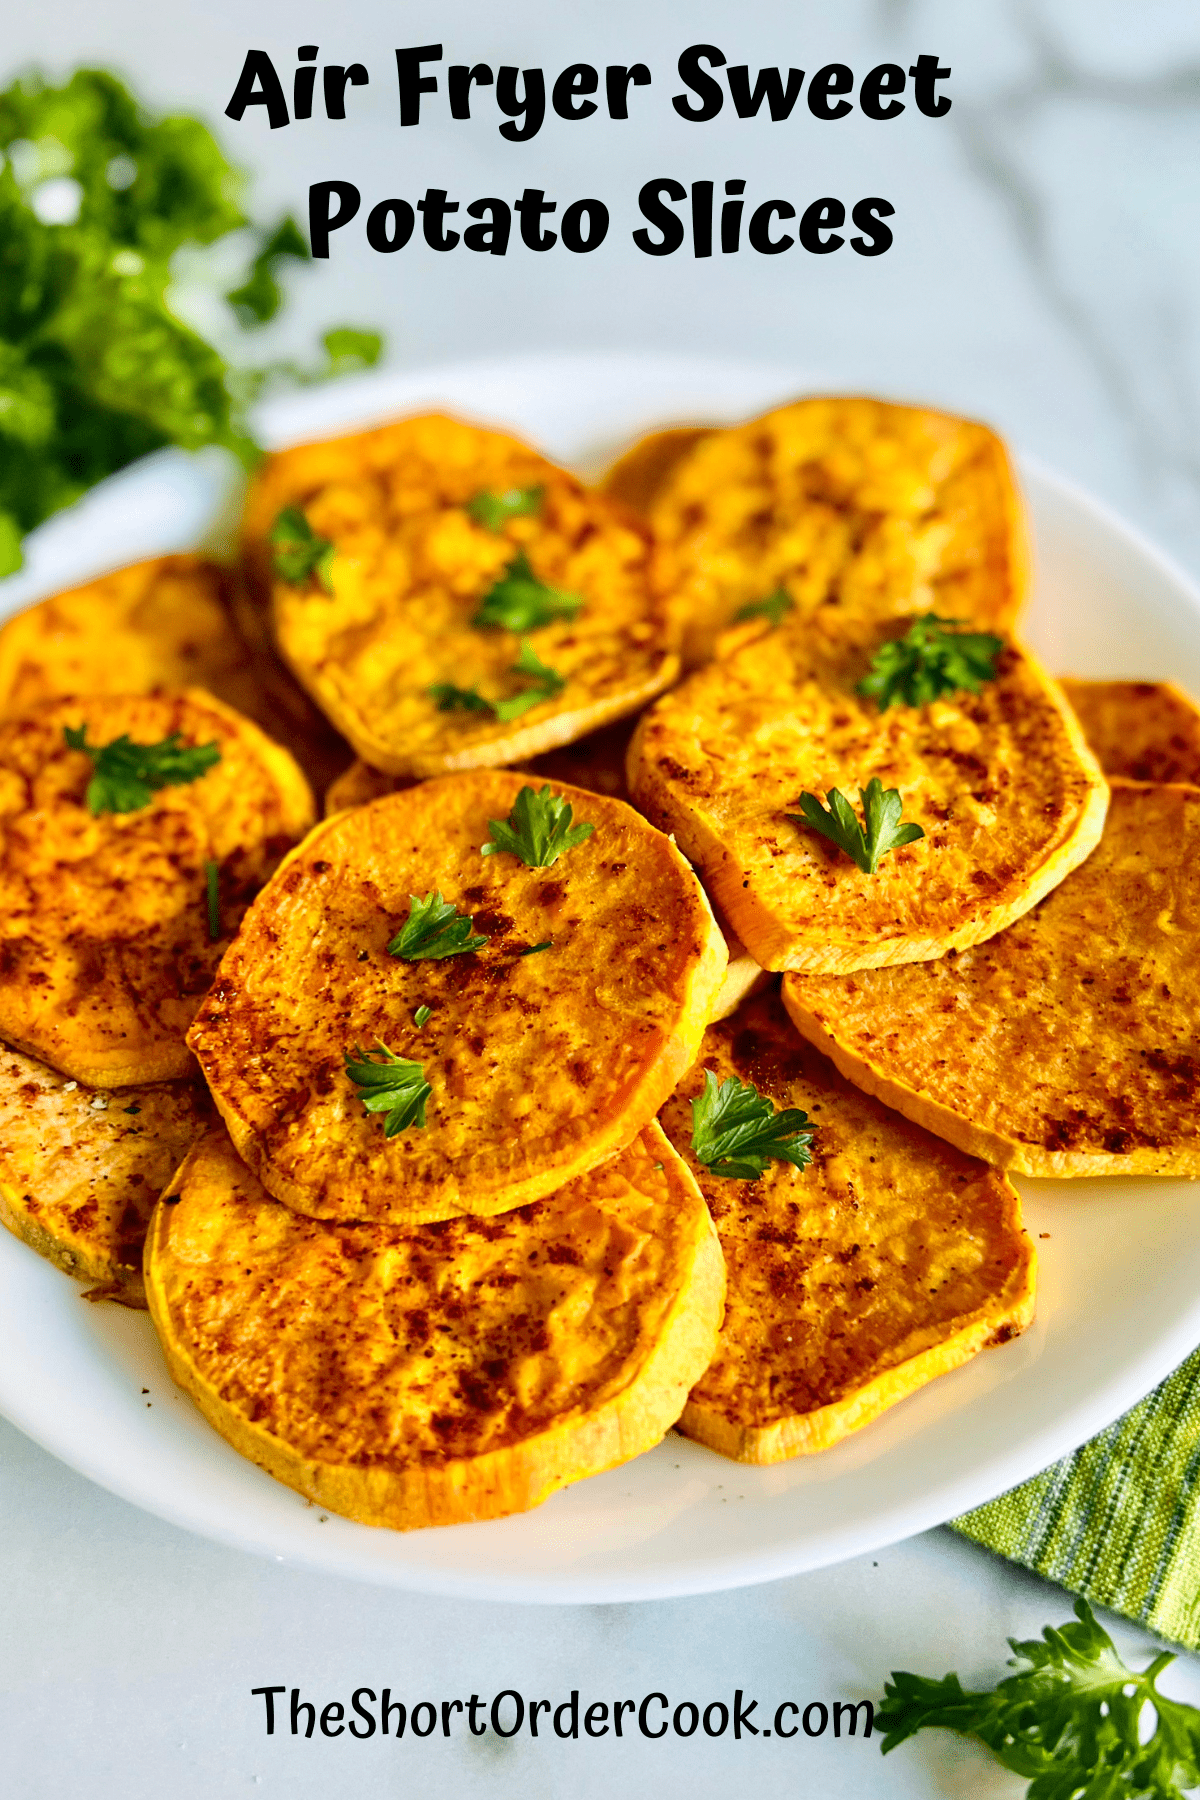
[0,554,352,800]
[659,988,1036,1462]
[0,691,315,1085]
[188,772,727,1224]
[0,1044,211,1305]
[644,396,1029,665]
[1060,678,1200,787]
[145,1122,725,1530]
[783,782,1200,1177]
[628,624,1108,973]
[242,413,679,776]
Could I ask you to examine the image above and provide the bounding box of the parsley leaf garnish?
[519,940,553,957]
[492,641,566,720]
[429,683,492,713]
[64,725,221,815]
[858,614,1004,710]
[270,506,336,593]
[467,486,544,532]
[878,1599,1200,1800]
[482,784,594,868]
[734,588,794,627]
[690,1070,814,1180]
[789,779,924,875]
[428,642,566,722]
[471,549,583,632]
[343,1043,431,1137]
[387,892,488,962]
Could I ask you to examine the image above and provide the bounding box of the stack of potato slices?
[3,396,1196,1531]
[0,686,315,1302]
[0,554,352,793]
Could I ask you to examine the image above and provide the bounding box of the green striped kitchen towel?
[951,1343,1200,1650]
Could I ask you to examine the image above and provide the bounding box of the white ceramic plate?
[2,352,1199,1604]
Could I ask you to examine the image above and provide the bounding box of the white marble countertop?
[4,4,1200,1795]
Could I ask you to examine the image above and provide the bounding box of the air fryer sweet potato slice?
[0,691,315,1086]
[0,556,252,717]
[658,989,1036,1463]
[145,1121,725,1531]
[0,1045,210,1306]
[0,554,352,799]
[1060,679,1200,786]
[628,620,1107,973]
[241,413,679,776]
[188,772,726,1225]
[782,781,1200,1177]
[645,396,1029,664]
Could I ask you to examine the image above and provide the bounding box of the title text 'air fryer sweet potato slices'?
[1060,679,1200,786]
[644,396,1028,664]
[0,1045,211,1306]
[628,622,1107,972]
[658,989,1035,1463]
[145,1122,724,1531]
[241,413,679,777]
[783,781,1200,1177]
[0,691,315,1087]
[188,771,726,1224]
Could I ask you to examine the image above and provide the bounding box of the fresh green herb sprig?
[493,641,565,719]
[0,68,386,578]
[429,641,565,721]
[344,1043,431,1137]
[790,778,924,875]
[519,940,552,957]
[387,891,488,962]
[429,683,492,714]
[690,1070,814,1180]
[225,215,308,326]
[734,589,793,628]
[878,1599,1200,1800]
[471,548,583,633]
[483,784,594,868]
[413,1004,431,1028]
[858,614,1004,710]
[467,486,543,532]
[270,507,335,592]
[64,724,220,815]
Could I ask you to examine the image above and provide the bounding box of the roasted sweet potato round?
[628,622,1108,973]
[782,782,1200,1177]
[0,1044,211,1306]
[188,771,727,1224]
[658,988,1036,1462]
[0,556,253,717]
[145,1122,725,1530]
[644,395,1029,664]
[0,691,315,1086]
[1060,679,1200,786]
[241,413,679,776]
